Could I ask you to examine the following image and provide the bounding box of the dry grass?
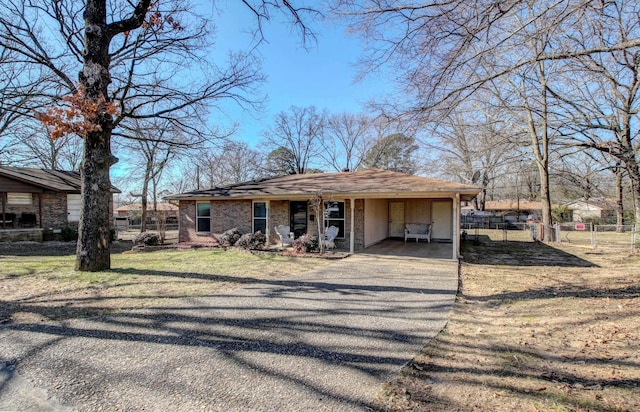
[0,246,329,324]
[377,231,640,411]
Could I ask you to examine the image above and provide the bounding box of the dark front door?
[289,201,307,238]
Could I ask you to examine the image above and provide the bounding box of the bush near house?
[134,232,160,246]
[292,234,319,253]
[219,228,243,247]
[237,231,267,250]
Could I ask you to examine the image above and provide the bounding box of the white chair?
[274,225,294,247]
[323,225,339,249]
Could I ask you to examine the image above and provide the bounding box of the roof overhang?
[166,189,480,203]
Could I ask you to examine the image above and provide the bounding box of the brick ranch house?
[0,166,119,241]
[166,169,480,260]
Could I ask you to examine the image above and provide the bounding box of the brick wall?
[41,192,68,228]
[178,199,256,243]
[178,200,215,243]
[269,200,289,244]
[211,200,251,234]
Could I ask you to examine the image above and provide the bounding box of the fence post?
[554,223,561,244]
[591,223,596,247]
[633,225,638,251]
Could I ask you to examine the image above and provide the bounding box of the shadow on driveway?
[0,255,458,411]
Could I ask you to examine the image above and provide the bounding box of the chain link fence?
[554,223,638,250]
[462,223,638,251]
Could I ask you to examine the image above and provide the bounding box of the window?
[196,202,211,233]
[7,193,32,205]
[253,201,268,235]
[324,201,345,238]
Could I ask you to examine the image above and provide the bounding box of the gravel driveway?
[0,253,458,411]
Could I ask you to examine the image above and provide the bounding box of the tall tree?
[262,105,325,174]
[553,1,640,229]
[320,112,371,172]
[118,118,190,232]
[335,0,640,237]
[0,0,318,270]
[195,141,264,187]
[362,133,418,174]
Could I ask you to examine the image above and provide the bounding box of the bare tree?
[320,112,371,171]
[335,0,640,237]
[117,118,191,232]
[0,0,319,270]
[194,140,264,188]
[425,98,521,209]
[262,105,325,174]
[362,133,419,174]
[551,1,640,229]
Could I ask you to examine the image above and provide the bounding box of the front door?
[389,201,405,237]
[289,201,307,238]
[67,194,81,222]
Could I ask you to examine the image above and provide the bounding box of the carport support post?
[350,198,355,254]
[453,194,460,260]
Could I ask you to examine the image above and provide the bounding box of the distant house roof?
[115,202,178,212]
[462,200,545,212]
[165,169,481,202]
[565,198,617,211]
[0,166,120,193]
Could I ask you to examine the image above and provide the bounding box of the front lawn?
[377,232,640,411]
[0,247,329,324]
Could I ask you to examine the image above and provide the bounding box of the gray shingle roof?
[0,166,120,193]
[166,169,480,201]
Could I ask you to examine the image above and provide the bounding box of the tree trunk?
[615,163,625,232]
[537,162,554,242]
[75,0,115,271]
[626,158,640,236]
[75,129,115,271]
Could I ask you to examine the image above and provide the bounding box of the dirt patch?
[377,236,640,411]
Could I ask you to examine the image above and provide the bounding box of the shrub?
[237,231,267,250]
[219,227,242,247]
[292,234,319,253]
[134,232,160,246]
[61,226,78,242]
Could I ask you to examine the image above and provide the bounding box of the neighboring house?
[115,202,179,222]
[165,169,480,260]
[462,200,545,222]
[0,166,119,238]
[565,198,617,223]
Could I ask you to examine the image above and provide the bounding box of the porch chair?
[274,225,294,247]
[1,213,16,228]
[323,225,339,249]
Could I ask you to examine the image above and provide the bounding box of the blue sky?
[198,1,392,147]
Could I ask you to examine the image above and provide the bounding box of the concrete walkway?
[0,254,458,411]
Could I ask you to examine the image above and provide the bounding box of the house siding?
[364,199,389,247]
